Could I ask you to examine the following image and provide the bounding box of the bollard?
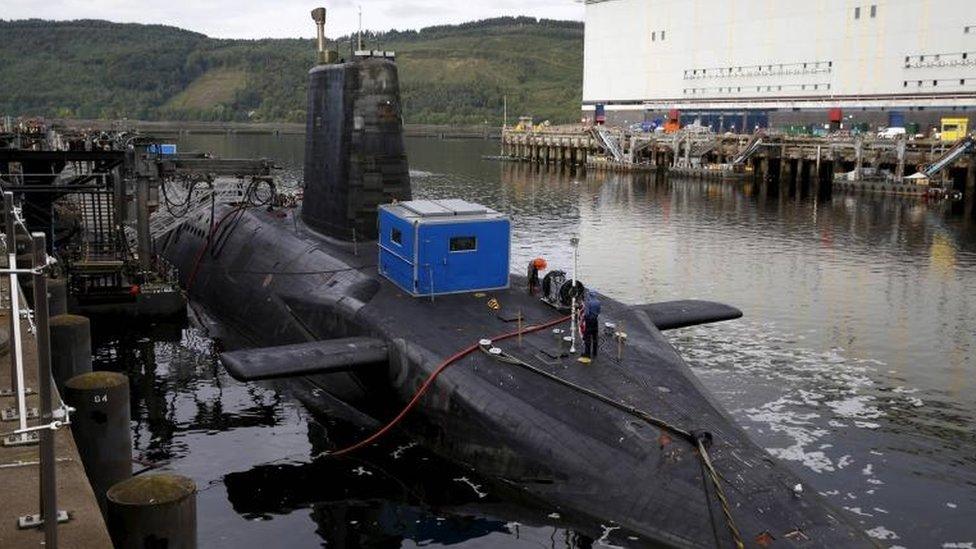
[48,278,68,316]
[106,474,197,549]
[50,314,92,389]
[64,372,132,514]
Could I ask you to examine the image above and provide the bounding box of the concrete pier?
[0,293,112,547]
[501,127,974,197]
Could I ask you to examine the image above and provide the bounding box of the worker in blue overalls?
[579,292,602,364]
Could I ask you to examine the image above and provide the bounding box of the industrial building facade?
[583,0,976,130]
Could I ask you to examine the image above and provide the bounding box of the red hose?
[328,314,571,457]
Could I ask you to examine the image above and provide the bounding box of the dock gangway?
[917,135,975,178]
[592,127,625,162]
[730,132,765,166]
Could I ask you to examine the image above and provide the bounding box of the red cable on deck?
[328,314,571,457]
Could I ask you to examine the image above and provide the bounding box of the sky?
[3,0,584,39]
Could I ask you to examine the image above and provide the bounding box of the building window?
[855,7,861,19]
[661,30,666,41]
[933,80,938,86]
[962,79,967,85]
[870,5,877,17]
[651,31,656,42]
[903,81,908,87]
[391,227,402,245]
[450,236,477,252]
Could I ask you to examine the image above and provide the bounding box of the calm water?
[93,134,976,548]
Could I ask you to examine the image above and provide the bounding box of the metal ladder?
[920,135,975,178]
[593,127,626,162]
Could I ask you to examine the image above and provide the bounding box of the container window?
[449,236,477,252]
[391,227,402,246]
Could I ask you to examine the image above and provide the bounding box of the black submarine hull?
[159,205,873,548]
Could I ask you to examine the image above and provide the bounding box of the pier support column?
[965,162,975,220]
[64,371,132,514]
[50,314,92,389]
[819,160,834,198]
[767,158,781,193]
[896,138,907,180]
[136,177,151,271]
[967,161,976,198]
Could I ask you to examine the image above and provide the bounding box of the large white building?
[583,0,976,128]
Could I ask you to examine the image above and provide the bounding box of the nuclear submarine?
[158,8,874,547]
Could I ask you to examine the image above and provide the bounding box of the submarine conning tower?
[302,7,412,241]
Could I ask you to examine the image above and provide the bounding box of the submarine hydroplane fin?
[634,300,743,331]
[221,337,388,381]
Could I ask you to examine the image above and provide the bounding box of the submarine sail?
[302,9,411,241]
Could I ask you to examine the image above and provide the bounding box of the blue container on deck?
[378,199,511,297]
[888,111,906,128]
[148,144,178,155]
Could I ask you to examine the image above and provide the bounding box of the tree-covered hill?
[0,17,583,125]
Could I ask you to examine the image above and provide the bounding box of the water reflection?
[93,325,619,548]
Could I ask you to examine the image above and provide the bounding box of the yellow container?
[941,118,969,142]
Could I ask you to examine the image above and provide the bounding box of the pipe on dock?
[106,474,197,549]
[64,371,132,514]
[50,314,92,388]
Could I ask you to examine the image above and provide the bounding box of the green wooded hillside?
[0,17,583,125]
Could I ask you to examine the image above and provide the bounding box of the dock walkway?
[0,287,112,548]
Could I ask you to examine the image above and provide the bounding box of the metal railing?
[0,190,73,547]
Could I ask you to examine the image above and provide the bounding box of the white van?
[877,127,907,139]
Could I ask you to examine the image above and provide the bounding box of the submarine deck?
[164,204,872,547]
